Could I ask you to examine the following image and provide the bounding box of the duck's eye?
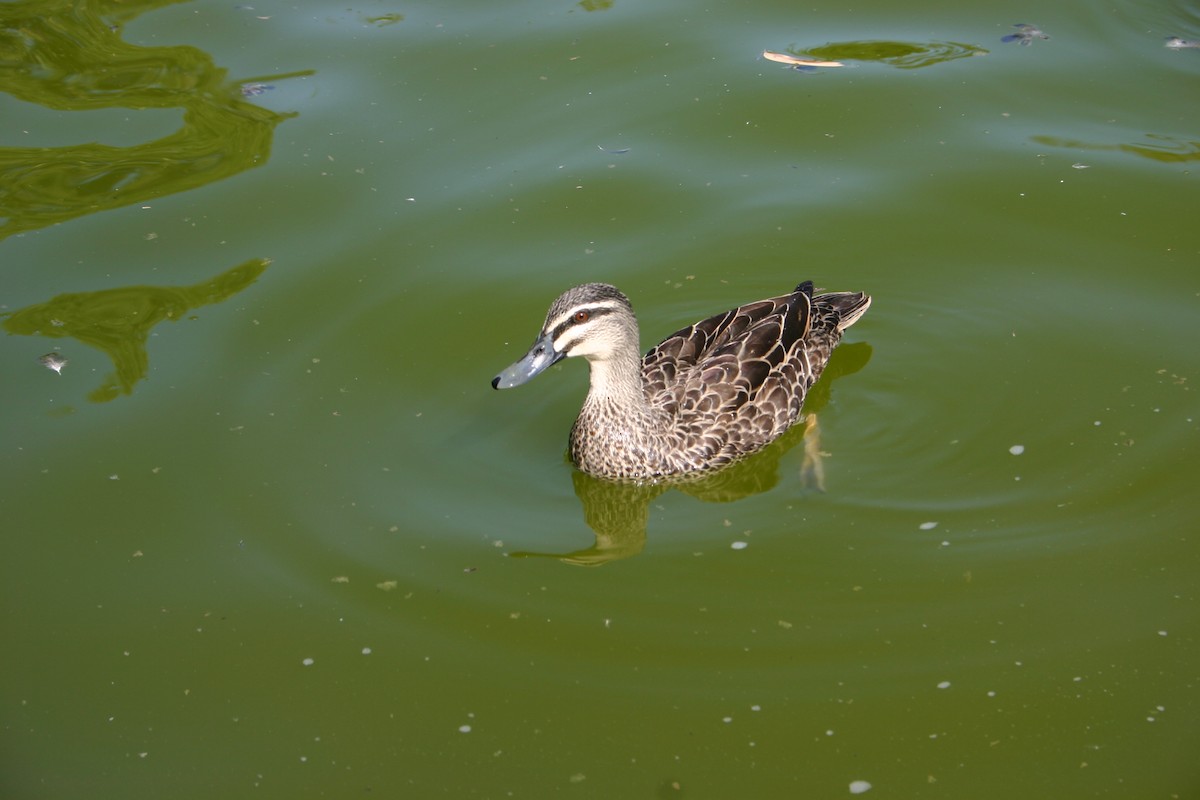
[573,310,590,323]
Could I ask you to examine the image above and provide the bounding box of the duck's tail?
[798,282,872,332]
[823,290,872,331]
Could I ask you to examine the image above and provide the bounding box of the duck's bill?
[492,333,563,389]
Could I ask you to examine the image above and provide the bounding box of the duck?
[492,281,871,481]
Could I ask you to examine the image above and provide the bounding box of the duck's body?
[493,281,871,480]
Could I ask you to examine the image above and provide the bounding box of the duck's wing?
[642,286,813,418]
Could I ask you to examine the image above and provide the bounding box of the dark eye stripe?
[549,306,612,343]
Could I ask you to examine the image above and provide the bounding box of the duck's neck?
[571,345,673,477]
[580,348,659,428]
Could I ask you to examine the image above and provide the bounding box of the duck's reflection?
[510,341,872,566]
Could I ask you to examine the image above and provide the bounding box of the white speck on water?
[1158,630,1168,636]
[1146,716,1155,722]
[826,729,835,736]
[919,521,938,530]
[750,704,761,712]
[730,540,748,550]
[1009,444,1025,455]
[849,780,872,794]
[937,681,951,689]
[1093,420,1101,426]
[361,647,372,655]
[722,716,733,723]
[302,657,314,666]
[459,724,472,733]
[987,691,996,697]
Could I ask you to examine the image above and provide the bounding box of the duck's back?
[640,283,870,473]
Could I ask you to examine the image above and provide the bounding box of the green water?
[3,0,1197,797]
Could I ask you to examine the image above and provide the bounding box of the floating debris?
[597,145,630,154]
[730,540,749,550]
[240,82,274,96]
[39,352,68,374]
[1165,36,1200,49]
[849,780,873,794]
[1009,444,1025,455]
[1001,24,1050,46]
[762,50,844,68]
[797,40,986,70]
[365,13,404,27]
[919,521,938,531]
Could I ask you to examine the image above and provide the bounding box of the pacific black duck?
[492,281,871,480]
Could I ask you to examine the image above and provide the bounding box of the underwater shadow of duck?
[508,340,872,566]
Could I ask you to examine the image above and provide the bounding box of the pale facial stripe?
[546,300,625,348]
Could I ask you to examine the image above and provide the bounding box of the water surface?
[3,0,1198,797]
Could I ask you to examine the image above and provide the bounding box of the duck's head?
[492,283,637,389]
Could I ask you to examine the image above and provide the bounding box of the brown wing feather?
[632,284,869,472]
[640,289,814,461]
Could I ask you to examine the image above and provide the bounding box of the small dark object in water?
[1002,24,1050,46]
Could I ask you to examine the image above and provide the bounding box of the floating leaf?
[762,50,844,67]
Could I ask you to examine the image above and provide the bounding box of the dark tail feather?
[821,291,872,331]
[794,281,870,331]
